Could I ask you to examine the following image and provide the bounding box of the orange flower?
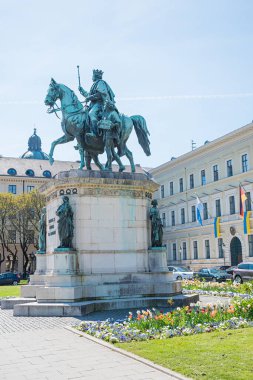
[210,310,217,318]
[227,306,235,314]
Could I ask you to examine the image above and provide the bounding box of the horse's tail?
[130,115,151,156]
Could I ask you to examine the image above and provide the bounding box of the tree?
[0,194,19,272]
[8,191,45,275]
[22,191,46,249]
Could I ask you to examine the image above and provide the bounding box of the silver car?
[233,262,253,283]
[168,266,194,281]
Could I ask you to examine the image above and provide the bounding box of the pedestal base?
[12,294,199,317]
[21,271,180,303]
[10,170,184,317]
[148,247,168,272]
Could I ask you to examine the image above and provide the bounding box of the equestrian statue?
[44,67,151,172]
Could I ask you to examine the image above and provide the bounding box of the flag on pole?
[239,186,247,218]
[243,211,251,234]
[196,195,203,226]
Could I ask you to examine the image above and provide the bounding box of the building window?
[43,170,52,178]
[8,230,16,244]
[213,165,219,181]
[170,181,174,196]
[201,170,206,185]
[249,235,253,257]
[8,185,16,194]
[172,243,177,261]
[191,205,196,222]
[242,154,248,173]
[27,186,35,193]
[227,160,233,177]
[216,199,221,217]
[189,174,194,189]
[218,238,224,258]
[25,169,35,177]
[203,202,208,220]
[7,168,17,176]
[245,192,251,211]
[205,240,210,259]
[171,211,175,226]
[193,241,198,259]
[229,196,235,215]
[161,185,164,199]
[162,212,166,227]
[182,242,187,260]
[179,178,183,192]
[181,208,185,224]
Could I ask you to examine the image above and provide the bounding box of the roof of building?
[20,129,49,160]
[150,122,253,174]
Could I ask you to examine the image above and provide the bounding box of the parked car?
[193,268,231,282]
[0,272,21,285]
[225,266,237,275]
[219,265,231,271]
[168,266,194,280]
[233,262,253,283]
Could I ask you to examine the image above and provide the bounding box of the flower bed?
[76,297,253,343]
[183,279,253,297]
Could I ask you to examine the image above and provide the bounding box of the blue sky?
[1,0,253,168]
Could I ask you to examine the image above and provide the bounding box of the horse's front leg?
[49,135,74,165]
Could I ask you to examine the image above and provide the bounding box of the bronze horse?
[44,78,151,171]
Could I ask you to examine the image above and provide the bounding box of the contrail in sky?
[1,92,253,104]
[118,93,253,101]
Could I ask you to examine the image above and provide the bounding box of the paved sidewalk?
[0,295,229,380]
[0,308,187,380]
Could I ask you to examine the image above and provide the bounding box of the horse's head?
[44,78,61,110]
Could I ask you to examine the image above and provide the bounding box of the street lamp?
[222,243,226,266]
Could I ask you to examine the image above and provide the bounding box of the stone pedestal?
[148,247,168,272]
[15,170,191,316]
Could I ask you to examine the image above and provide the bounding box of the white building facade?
[150,123,253,270]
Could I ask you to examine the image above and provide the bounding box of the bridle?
[46,84,87,120]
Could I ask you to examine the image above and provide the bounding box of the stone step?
[13,294,199,317]
[1,297,36,309]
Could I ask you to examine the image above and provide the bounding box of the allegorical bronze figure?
[56,196,74,249]
[149,199,163,247]
[38,207,46,252]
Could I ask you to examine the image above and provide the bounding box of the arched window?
[25,169,35,177]
[43,170,52,178]
[7,168,17,176]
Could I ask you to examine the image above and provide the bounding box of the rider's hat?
[93,69,104,79]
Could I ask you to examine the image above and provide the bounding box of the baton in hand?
[77,65,81,87]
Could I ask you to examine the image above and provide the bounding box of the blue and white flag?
[196,195,203,226]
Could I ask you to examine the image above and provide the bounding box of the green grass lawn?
[0,280,28,298]
[116,328,253,380]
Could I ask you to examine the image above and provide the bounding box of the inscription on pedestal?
[48,217,56,236]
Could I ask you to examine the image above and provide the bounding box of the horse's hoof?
[49,157,54,166]
[131,167,136,173]
[119,165,126,172]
